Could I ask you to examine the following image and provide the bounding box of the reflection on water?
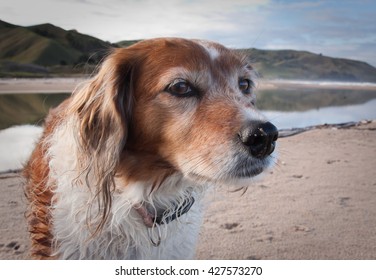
[0,93,70,129]
[263,99,376,129]
[256,87,376,111]
[1,85,376,130]
[256,86,376,129]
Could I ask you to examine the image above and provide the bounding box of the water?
[0,84,376,130]
[256,85,376,129]
[1,84,376,172]
[0,93,69,129]
[263,99,376,130]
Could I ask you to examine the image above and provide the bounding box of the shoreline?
[0,77,87,94]
[1,77,376,94]
[259,79,376,90]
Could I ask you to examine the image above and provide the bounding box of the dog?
[24,38,278,259]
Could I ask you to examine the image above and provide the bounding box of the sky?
[1,0,376,66]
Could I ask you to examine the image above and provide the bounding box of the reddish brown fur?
[120,39,250,180]
[24,38,257,259]
[24,102,68,259]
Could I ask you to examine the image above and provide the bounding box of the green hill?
[1,19,376,82]
[0,19,112,68]
[242,48,376,82]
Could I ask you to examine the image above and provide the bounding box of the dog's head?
[70,38,278,189]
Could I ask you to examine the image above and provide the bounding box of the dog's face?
[72,38,277,186]
[108,38,278,185]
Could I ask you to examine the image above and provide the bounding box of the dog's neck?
[133,196,195,228]
[114,168,208,230]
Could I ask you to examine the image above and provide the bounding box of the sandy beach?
[0,77,87,94]
[197,121,376,259]
[1,77,376,95]
[1,78,375,259]
[1,121,375,259]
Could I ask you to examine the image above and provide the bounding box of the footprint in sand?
[339,197,351,207]
[221,222,239,230]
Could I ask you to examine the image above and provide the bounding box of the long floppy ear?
[68,48,137,232]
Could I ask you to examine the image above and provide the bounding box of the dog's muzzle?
[238,121,279,159]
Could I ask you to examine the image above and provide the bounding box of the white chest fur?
[46,120,207,259]
[51,179,204,259]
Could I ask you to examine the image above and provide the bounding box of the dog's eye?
[239,78,253,94]
[167,79,196,97]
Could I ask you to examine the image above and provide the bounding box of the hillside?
[0,19,112,70]
[116,40,142,48]
[242,48,376,82]
[1,19,376,82]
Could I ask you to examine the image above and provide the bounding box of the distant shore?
[1,77,376,94]
[260,79,376,90]
[0,77,87,94]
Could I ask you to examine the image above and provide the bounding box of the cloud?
[252,0,376,65]
[78,0,271,41]
[0,0,375,66]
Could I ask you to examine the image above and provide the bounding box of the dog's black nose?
[239,121,278,159]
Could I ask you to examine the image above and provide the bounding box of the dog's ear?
[68,48,137,231]
[71,49,135,154]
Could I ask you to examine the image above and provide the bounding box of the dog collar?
[134,197,195,228]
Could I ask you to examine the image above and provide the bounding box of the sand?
[1,77,375,259]
[0,77,87,94]
[259,79,376,91]
[197,121,376,259]
[1,121,375,260]
[2,77,376,94]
